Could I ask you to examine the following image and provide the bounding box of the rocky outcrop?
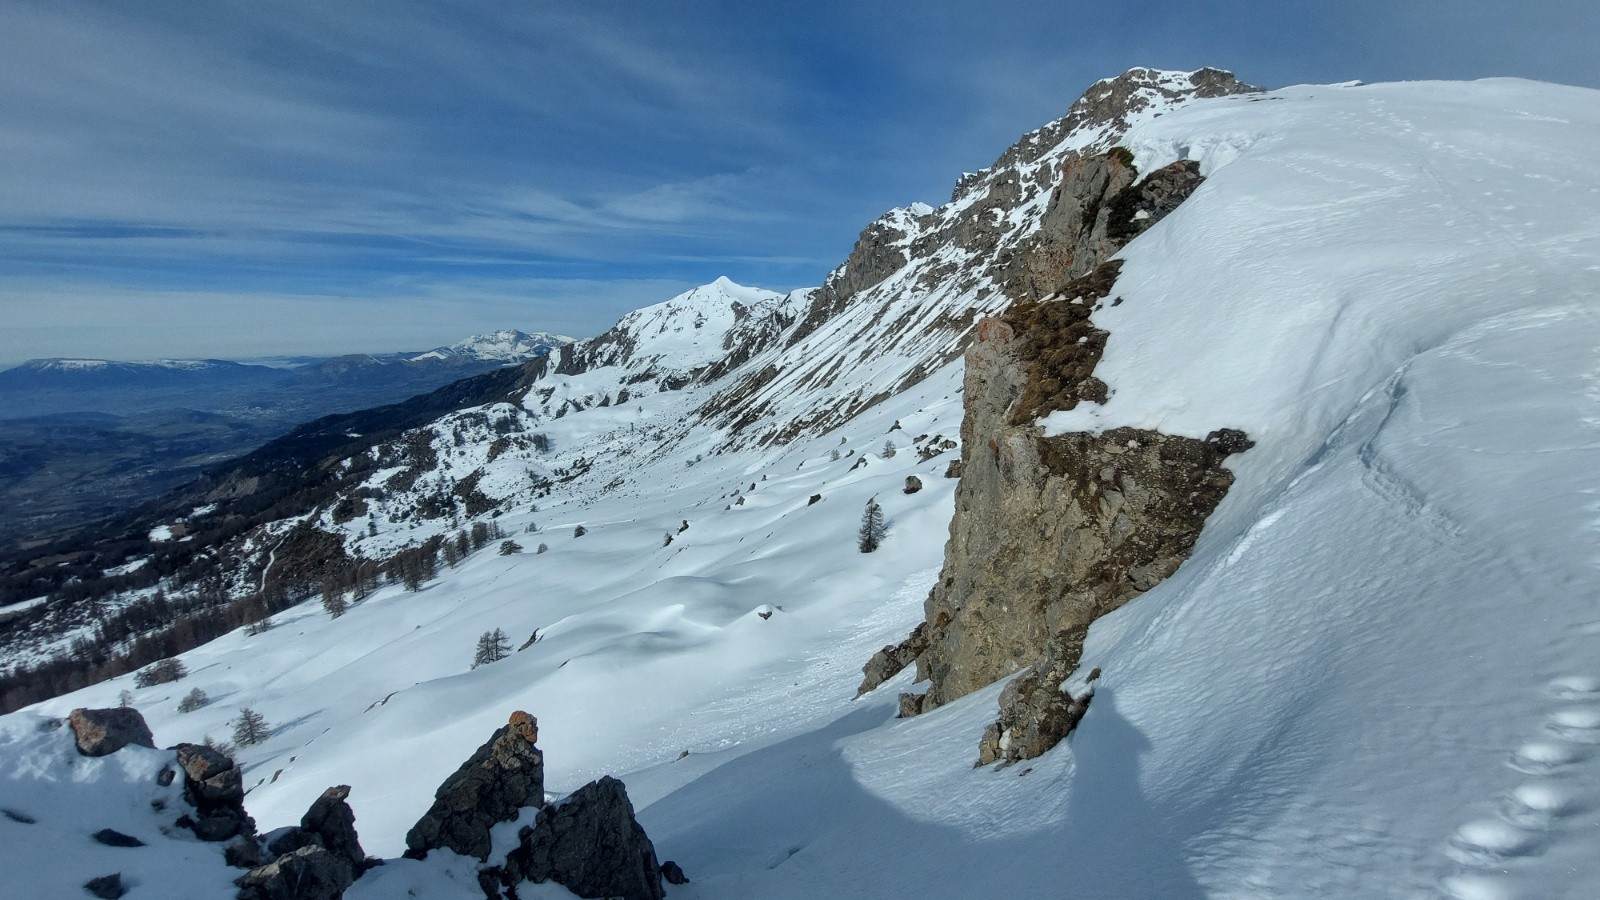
[404,711,544,861]
[491,776,665,900]
[173,743,254,842]
[976,628,1098,767]
[265,785,365,873]
[67,707,154,757]
[860,174,1251,762]
[908,295,1251,725]
[235,845,354,900]
[857,621,929,698]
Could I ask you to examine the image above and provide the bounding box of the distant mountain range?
[0,329,571,556]
[0,330,572,419]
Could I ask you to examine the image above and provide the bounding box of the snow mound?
[0,713,238,899]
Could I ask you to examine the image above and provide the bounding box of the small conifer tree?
[472,628,512,668]
[178,687,210,713]
[321,584,348,619]
[858,499,887,553]
[232,707,270,746]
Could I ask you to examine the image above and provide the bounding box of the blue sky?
[2,0,1596,363]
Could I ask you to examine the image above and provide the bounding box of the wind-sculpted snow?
[7,72,1600,898]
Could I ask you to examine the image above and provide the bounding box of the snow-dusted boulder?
[235,844,354,900]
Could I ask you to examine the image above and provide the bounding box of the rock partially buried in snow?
[264,785,366,873]
[91,828,145,848]
[235,845,354,900]
[67,707,154,757]
[660,860,689,885]
[173,743,254,842]
[83,873,125,899]
[404,711,544,861]
[494,775,665,900]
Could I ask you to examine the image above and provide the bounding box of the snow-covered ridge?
[12,357,244,372]
[409,329,572,364]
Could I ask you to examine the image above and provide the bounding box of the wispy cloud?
[1,0,1596,363]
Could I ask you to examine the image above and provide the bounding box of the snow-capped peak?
[605,278,785,371]
[408,330,572,364]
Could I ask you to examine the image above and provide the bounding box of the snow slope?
[7,74,1600,899]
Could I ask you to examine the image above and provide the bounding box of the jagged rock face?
[266,784,365,872]
[235,845,354,900]
[67,707,154,757]
[913,297,1250,710]
[495,775,664,900]
[857,621,929,697]
[404,711,544,862]
[174,743,254,842]
[983,67,1260,181]
[301,785,364,869]
[843,113,1251,765]
[976,626,1095,767]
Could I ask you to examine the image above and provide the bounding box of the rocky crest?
[859,132,1252,762]
[174,742,256,842]
[405,710,545,861]
[489,775,666,900]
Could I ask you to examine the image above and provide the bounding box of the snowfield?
[6,75,1600,899]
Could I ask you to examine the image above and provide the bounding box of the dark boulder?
[660,860,690,885]
[225,836,269,869]
[67,708,154,757]
[84,873,125,899]
[235,845,354,900]
[267,785,366,871]
[404,711,544,862]
[499,776,664,900]
[173,743,254,842]
[91,828,144,848]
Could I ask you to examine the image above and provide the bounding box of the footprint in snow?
[1433,674,1598,899]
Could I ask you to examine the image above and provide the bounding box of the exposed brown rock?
[914,311,1251,709]
[976,625,1094,767]
[857,621,929,697]
[67,707,154,757]
[859,187,1252,763]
